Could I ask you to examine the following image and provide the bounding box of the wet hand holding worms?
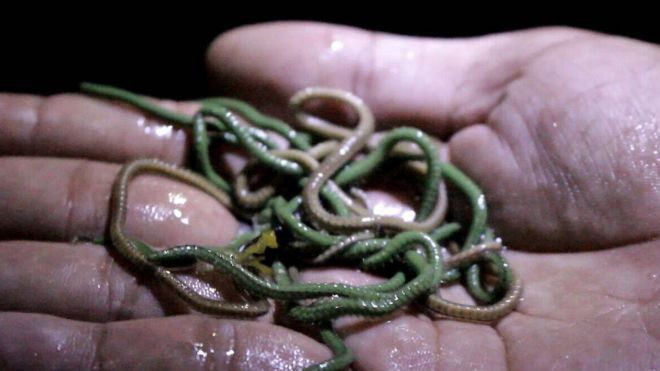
[82,83,522,371]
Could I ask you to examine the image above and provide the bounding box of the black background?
[2,10,658,99]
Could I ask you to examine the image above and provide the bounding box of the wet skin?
[1,22,659,370]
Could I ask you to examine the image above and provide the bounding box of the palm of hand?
[445,33,660,370]
[0,24,658,370]
[207,25,660,368]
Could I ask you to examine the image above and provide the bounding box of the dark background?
[2,11,658,99]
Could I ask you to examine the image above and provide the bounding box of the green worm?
[333,127,442,221]
[322,223,459,263]
[293,88,448,232]
[270,262,353,371]
[83,84,523,371]
[337,238,389,261]
[274,260,405,296]
[311,230,375,264]
[294,111,444,162]
[192,111,282,196]
[199,106,305,176]
[288,232,444,322]
[288,249,439,322]
[201,97,311,150]
[278,149,354,216]
[81,82,193,125]
[429,222,462,242]
[81,82,277,149]
[147,244,410,301]
[271,196,339,249]
[436,163,511,304]
[305,326,354,371]
[291,88,446,231]
[232,146,354,214]
[192,112,232,192]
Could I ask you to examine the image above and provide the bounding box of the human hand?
[1,22,659,370]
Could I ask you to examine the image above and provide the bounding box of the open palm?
[1,22,659,370]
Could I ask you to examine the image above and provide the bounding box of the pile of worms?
[81,83,522,371]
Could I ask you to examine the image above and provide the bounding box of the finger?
[0,241,171,321]
[0,157,238,245]
[0,312,329,370]
[206,22,586,136]
[449,63,660,251]
[0,92,197,164]
[0,240,273,322]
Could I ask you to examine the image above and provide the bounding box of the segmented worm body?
[82,83,523,371]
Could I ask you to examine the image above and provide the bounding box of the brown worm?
[295,87,448,233]
[109,158,270,317]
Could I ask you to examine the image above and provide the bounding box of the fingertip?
[0,313,331,370]
[204,22,589,135]
[205,21,375,117]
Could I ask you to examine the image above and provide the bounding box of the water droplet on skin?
[171,209,190,225]
[330,40,344,52]
[143,122,175,139]
[168,193,187,206]
[372,202,416,222]
[136,204,169,222]
[193,342,208,362]
[320,38,347,62]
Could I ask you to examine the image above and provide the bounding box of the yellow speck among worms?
[236,230,279,276]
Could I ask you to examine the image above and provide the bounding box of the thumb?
[205,21,584,137]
